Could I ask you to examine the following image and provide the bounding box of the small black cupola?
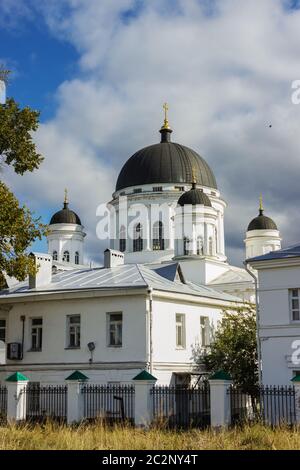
[49,189,82,225]
[247,196,277,231]
[177,174,212,207]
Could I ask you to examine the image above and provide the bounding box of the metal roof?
[50,202,81,225]
[247,244,300,263]
[0,263,240,303]
[247,210,277,231]
[177,184,212,207]
[116,130,217,191]
[209,267,253,285]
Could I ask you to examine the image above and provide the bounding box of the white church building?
[0,110,283,385]
[248,245,300,386]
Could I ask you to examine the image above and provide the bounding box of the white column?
[133,371,157,428]
[66,380,85,424]
[293,381,300,425]
[209,375,232,428]
[6,374,29,423]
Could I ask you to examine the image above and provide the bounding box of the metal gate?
[151,384,210,429]
[81,384,135,424]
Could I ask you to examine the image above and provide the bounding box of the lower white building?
[248,245,300,385]
[0,251,241,385]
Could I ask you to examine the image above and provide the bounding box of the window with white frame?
[183,237,190,256]
[63,251,70,262]
[197,236,204,255]
[53,250,58,261]
[200,316,210,347]
[31,318,43,351]
[107,313,122,346]
[152,221,164,251]
[0,319,6,342]
[176,314,186,348]
[67,315,81,347]
[75,251,79,265]
[290,289,300,321]
[133,224,143,252]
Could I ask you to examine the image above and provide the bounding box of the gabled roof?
[247,244,300,263]
[150,263,185,283]
[208,266,253,286]
[0,262,240,303]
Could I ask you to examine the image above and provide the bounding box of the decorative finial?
[191,168,197,188]
[259,194,263,214]
[64,188,68,205]
[161,102,170,130]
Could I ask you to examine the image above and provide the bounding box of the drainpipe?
[243,262,262,386]
[20,315,25,360]
[147,288,153,375]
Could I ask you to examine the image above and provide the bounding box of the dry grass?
[0,422,300,450]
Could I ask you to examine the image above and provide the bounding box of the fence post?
[6,372,29,423]
[209,370,232,428]
[65,370,89,424]
[132,370,157,428]
[291,376,300,424]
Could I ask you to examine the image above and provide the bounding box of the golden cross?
[64,188,68,204]
[162,102,170,129]
[163,102,168,121]
[259,194,263,211]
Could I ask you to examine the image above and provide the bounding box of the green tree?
[194,307,258,395]
[0,80,46,287]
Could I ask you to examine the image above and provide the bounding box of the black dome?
[116,128,217,191]
[50,202,81,225]
[247,209,277,231]
[178,183,212,207]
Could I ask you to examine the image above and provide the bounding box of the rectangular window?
[0,319,6,343]
[153,186,163,192]
[133,188,142,194]
[31,318,43,351]
[108,313,122,347]
[290,289,300,321]
[200,316,210,347]
[176,314,186,348]
[175,186,185,191]
[67,315,81,348]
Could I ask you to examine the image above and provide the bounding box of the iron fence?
[81,384,135,424]
[151,384,211,429]
[260,385,296,426]
[228,385,296,427]
[21,384,67,423]
[0,385,7,423]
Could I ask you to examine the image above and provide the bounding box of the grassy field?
[0,422,300,450]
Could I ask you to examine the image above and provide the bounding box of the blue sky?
[1,16,78,121]
[2,0,300,265]
[1,10,79,251]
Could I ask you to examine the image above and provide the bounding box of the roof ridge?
[136,264,151,289]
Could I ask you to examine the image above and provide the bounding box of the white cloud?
[3,0,300,265]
